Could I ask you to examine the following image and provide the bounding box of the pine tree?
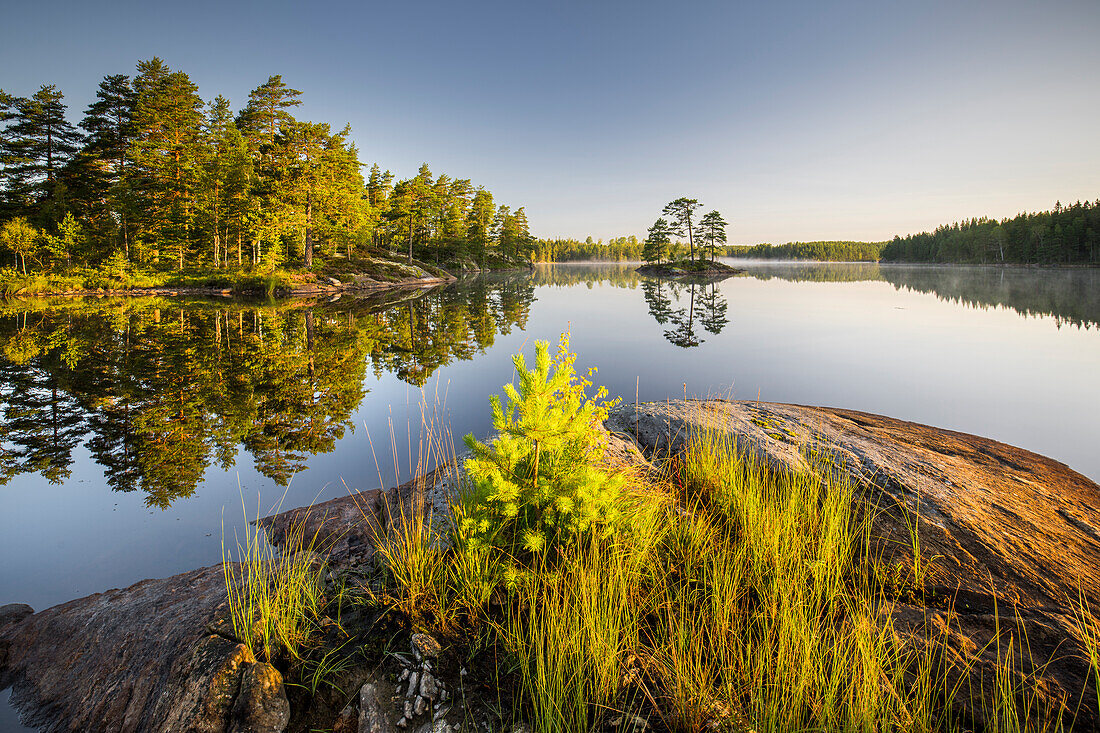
[492,204,512,256]
[444,178,473,241]
[466,187,494,264]
[662,197,702,262]
[512,206,532,259]
[459,335,623,562]
[407,163,434,264]
[323,127,367,259]
[366,163,394,249]
[72,74,135,256]
[237,76,303,266]
[236,75,302,160]
[698,209,728,262]
[4,85,82,223]
[644,217,672,264]
[125,59,205,269]
[0,90,24,218]
[200,96,252,268]
[281,120,331,269]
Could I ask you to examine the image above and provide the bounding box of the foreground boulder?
[0,565,288,732]
[0,469,438,733]
[607,399,1100,730]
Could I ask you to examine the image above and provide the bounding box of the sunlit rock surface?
[607,399,1100,730]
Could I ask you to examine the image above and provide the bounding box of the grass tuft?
[222,499,327,664]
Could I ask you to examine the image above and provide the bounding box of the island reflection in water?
[0,274,534,508]
[641,279,730,348]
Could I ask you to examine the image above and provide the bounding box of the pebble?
[419,672,439,700]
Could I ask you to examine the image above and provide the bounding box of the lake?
[2,260,1099,729]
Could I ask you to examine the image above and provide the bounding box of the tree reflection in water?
[642,277,731,348]
[0,275,534,507]
[2,263,1092,506]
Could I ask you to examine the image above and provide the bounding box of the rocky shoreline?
[2,399,1099,731]
[2,274,456,300]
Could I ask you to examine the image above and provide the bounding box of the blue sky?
[2,0,1098,242]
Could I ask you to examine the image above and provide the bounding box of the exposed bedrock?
[3,400,1099,730]
[607,399,1100,730]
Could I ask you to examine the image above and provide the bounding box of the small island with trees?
[636,197,743,278]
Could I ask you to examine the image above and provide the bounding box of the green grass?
[341,338,1100,733]
[222,500,328,664]
[662,426,918,732]
[372,420,1100,733]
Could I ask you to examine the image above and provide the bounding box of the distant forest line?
[0,59,531,283]
[726,241,882,262]
[532,238,883,263]
[536,201,1100,266]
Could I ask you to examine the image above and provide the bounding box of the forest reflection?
[534,260,1100,342]
[0,275,534,507]
[2,263,1093,507]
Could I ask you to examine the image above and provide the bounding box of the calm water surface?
[2,261,1099,729]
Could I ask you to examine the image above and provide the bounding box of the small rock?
[399,669,410,682]
[415,721,454,733]
[397,718,408,729]
[511,723,532,733]
[403,698,414,719]
[411,633,442,661]
[0,603,34,629]
[229,662,291,733]
[360,682,392,733]
[414,695,428,716]
[406,670,420,697]
[419,671,439,700]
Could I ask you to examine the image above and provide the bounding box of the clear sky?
[2,0,1098,243]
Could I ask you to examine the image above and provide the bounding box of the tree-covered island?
[636,198,741,278]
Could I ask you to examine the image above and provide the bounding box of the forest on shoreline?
[0,60,532,289]
[879,200,1100,265]
[1,66,1094,287]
